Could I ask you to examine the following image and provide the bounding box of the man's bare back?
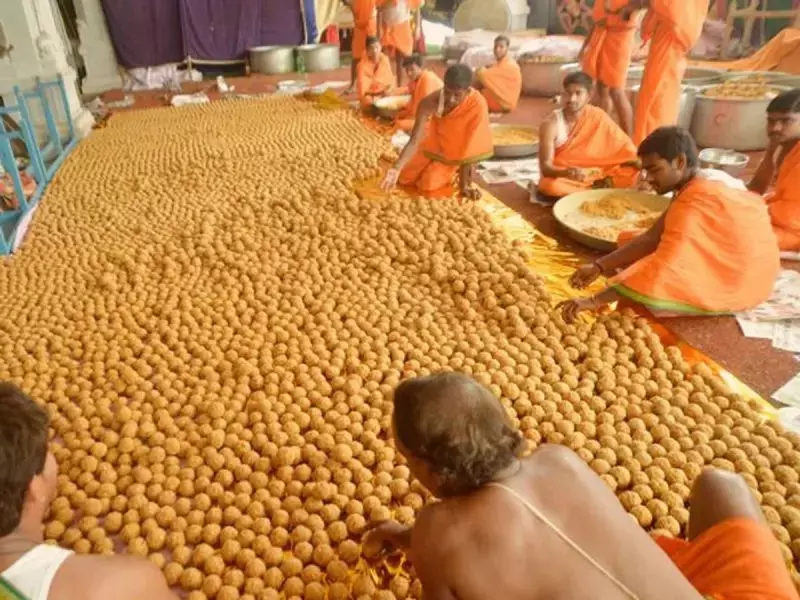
[407,445,703,600]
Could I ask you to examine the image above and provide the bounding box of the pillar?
[74,0,122,95]
[0,0,94,142]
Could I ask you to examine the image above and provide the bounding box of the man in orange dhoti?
[581,0,639,135]
[560,127,780,322]
[345,0,377,91]
[474,36,522,113]
[394,54,443,133]
[380,64,493,198]
[377,0,422,86]
[536,72,639,200]
[357,37,395,108]
[619,0,707,144]
[750,89,800,251]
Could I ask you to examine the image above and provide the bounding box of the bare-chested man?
[0,383,176,600]
[364,373,798,600]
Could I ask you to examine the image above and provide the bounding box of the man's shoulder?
[55,554,173,600]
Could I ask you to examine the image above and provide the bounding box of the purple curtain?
[101,0,184,68]
[180,0,305,61]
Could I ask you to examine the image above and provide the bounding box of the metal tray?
[491,124,539,158]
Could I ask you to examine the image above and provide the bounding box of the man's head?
[0,383,57,538]
[561,71,593,114]
[402,54,424,82]
[766,89,800,145]
[392,373,524,498]
[442,64,473,111]
[366,36,381,61]
[494,35,510,61]
[637,126,699,194]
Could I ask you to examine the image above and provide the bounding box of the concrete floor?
[100,64,799,399]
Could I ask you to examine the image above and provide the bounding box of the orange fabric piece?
[634,0,707,144]
[582,0,638,89]
[767,142,800,251]
[395,70,443,132]
[692,28,800,75]
[399,89,493,193]
[377,0,415,56]
[610,177,780,314]
[351,0,377,60]
[477,56,523,112]
[357,53,394,107]
[538,105,639,198]
[654,518,799,599]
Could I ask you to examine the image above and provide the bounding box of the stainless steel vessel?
[296,44,341,73]
[248,46,295,75]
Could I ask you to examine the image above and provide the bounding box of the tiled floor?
[100,64,799,398]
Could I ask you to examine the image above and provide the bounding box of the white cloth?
[380,0,410,26]
[2,545,73,600]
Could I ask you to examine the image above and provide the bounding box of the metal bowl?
[776,76,800,88]
[491,124,539,158]
[296,44,340,73]
[682,67,725,87]
[249,46,295,75]
[698,148,750,177]
[553,189,670,252]
[374,95,411,119]
[719,69,793,82]
[519,57,576,97]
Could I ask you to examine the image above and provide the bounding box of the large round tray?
[374,95,411,119]
[553,189,670,252]
[491,124,539,158]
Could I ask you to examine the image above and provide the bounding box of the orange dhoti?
[633,0,707,144]
[377,0,418,57]
[655,519,799,599]
[394,70,443,133]
[582,0,638,89]
[351,0,377,60]
[538,105,639,198]
[611,177,780,314]
[767,143,800,251]
[399,89,494,193]
[477,56,522,112]
[357,53,394,108]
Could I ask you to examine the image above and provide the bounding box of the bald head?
[393,373,524,497]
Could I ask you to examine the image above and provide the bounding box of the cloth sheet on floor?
[692,27,800,74]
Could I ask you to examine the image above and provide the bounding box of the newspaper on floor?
[477,158,540,185]
[738,269,800,321]
[773,372,800,406]
[170,93,209,107]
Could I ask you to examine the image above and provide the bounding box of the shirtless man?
[364,373,798,600]
[0,383,176,600]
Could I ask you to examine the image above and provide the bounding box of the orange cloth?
[611,177,780,314]
[538,105,639,198]
[351,0,377,61]
[377,0,417,57]
[655,518,799,599]
[399,89,493,193]
[395,70,444,132]
[767,142,800,251]
[582,0,638,89]
[692,28,800,75]
[633,0,707,144]
[477,56,523,112]
[357,53,394,107]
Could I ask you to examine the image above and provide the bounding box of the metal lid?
[453,0,512,32]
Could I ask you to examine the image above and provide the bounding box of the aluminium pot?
[628,85,697,131]
[296,44,341,73]
[690,85,791,151]
[719,70,794,82]
[624,65,722,88]
[519,58,576,97]
[249,46,295,75]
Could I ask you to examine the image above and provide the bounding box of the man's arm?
[413,8,422,40]
[394,93,436,170]
[538,119,574,179]
[749,142,779,194]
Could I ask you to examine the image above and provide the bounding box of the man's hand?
[459,185,481,201]
[566,167,587,182]
[557,298,598,324]
[570,262,602,289]
[362,521,412,558]
[381,167,400,191]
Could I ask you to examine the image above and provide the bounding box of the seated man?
[559,127,780,322]
[380,64,493,198]
[357,36,395,108]
[0,383,176,600]
[394,54,443,133]
[749,88,800,251]
[364,373,799,600]
[474,35,522,113]
[536,71,639,200]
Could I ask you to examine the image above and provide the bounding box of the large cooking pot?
[629,84,696,131]
[296,44,340,73]
[681,67,724,87]
[690,84,791,151]
[776,76,800,88]
[519,58,576,96]
[249,46,295,75]
[719,69,793,82]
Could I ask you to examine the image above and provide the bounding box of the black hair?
[563,71,593,91]
[444,64,473,90]
[366,36,380,48]
[767,89,800,114]
[638,126,699,168]
[402,54,424,68]
[393,373,524,497]
[494,35,511,46]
